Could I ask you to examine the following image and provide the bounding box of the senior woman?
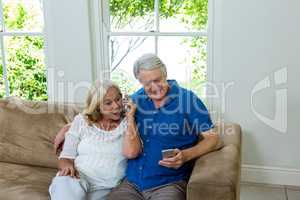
[49,80,142,200]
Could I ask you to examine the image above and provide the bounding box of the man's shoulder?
[177,86,198,100]
[178,86,192,95]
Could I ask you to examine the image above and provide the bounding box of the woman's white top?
[59,114,127,191]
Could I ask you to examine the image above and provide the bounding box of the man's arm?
[182,129,221,162]
[159,129,221,169]
[53,123,71,154]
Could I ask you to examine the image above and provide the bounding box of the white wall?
[43,0,300,185]
[212,0,300,185]
[43,0,94,103]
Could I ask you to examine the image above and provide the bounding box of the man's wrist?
[182,149,193,163]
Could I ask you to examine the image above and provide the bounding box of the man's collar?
[141,79,179,100]
[166,80,179,97]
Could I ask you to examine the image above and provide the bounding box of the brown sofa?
[0,97,241,200]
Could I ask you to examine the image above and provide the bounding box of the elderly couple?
[49,53,220,200]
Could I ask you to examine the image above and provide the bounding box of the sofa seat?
[0,162,56,200]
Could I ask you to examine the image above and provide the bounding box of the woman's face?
[100,87,123,121]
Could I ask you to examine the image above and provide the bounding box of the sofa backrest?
[0,97,82,169]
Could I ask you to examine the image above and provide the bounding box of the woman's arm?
[122,100,142,159]
[57,115,83,177]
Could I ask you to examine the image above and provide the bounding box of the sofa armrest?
[187,123,242,200]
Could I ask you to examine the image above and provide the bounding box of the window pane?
[110,36,155,94]
[4,36,47,100]
[159,0,208,32]
[158,36,207,98]
[0,51,4,98]
[110,0,154,32]
[3,0,44,32]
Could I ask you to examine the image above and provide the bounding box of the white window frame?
[0,1,45,97]
[93,0,215,110]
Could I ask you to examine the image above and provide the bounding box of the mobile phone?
[122,94,130,113]
[162,149,176,159]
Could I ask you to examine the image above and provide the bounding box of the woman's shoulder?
[72,113,88,126]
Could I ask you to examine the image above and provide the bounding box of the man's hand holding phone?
[162,149,176,158]
[159,148,187,169]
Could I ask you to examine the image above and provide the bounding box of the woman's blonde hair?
[82,80,121,125]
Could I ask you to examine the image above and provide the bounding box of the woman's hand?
[125,99,137,119]
[58,158,79,178]
[53,123,71,155]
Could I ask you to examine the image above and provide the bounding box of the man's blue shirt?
[126,80,213,191]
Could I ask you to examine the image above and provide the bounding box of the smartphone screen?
[162,149,176,159]
[122,94,130,113]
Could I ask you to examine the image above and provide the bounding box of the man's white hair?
[133,53,167,79]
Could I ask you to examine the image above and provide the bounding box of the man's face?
[138,67,169,101]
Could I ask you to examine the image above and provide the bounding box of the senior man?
[106,53,219,200]
[53,53,220,200]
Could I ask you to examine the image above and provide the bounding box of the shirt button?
[139,166,143,170]
[146,139,150,143]
[143,153,146,156]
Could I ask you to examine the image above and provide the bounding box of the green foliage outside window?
[0,2,47,100]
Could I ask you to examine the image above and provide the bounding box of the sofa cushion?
[0,161,57,200]
[0,97,81,168]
